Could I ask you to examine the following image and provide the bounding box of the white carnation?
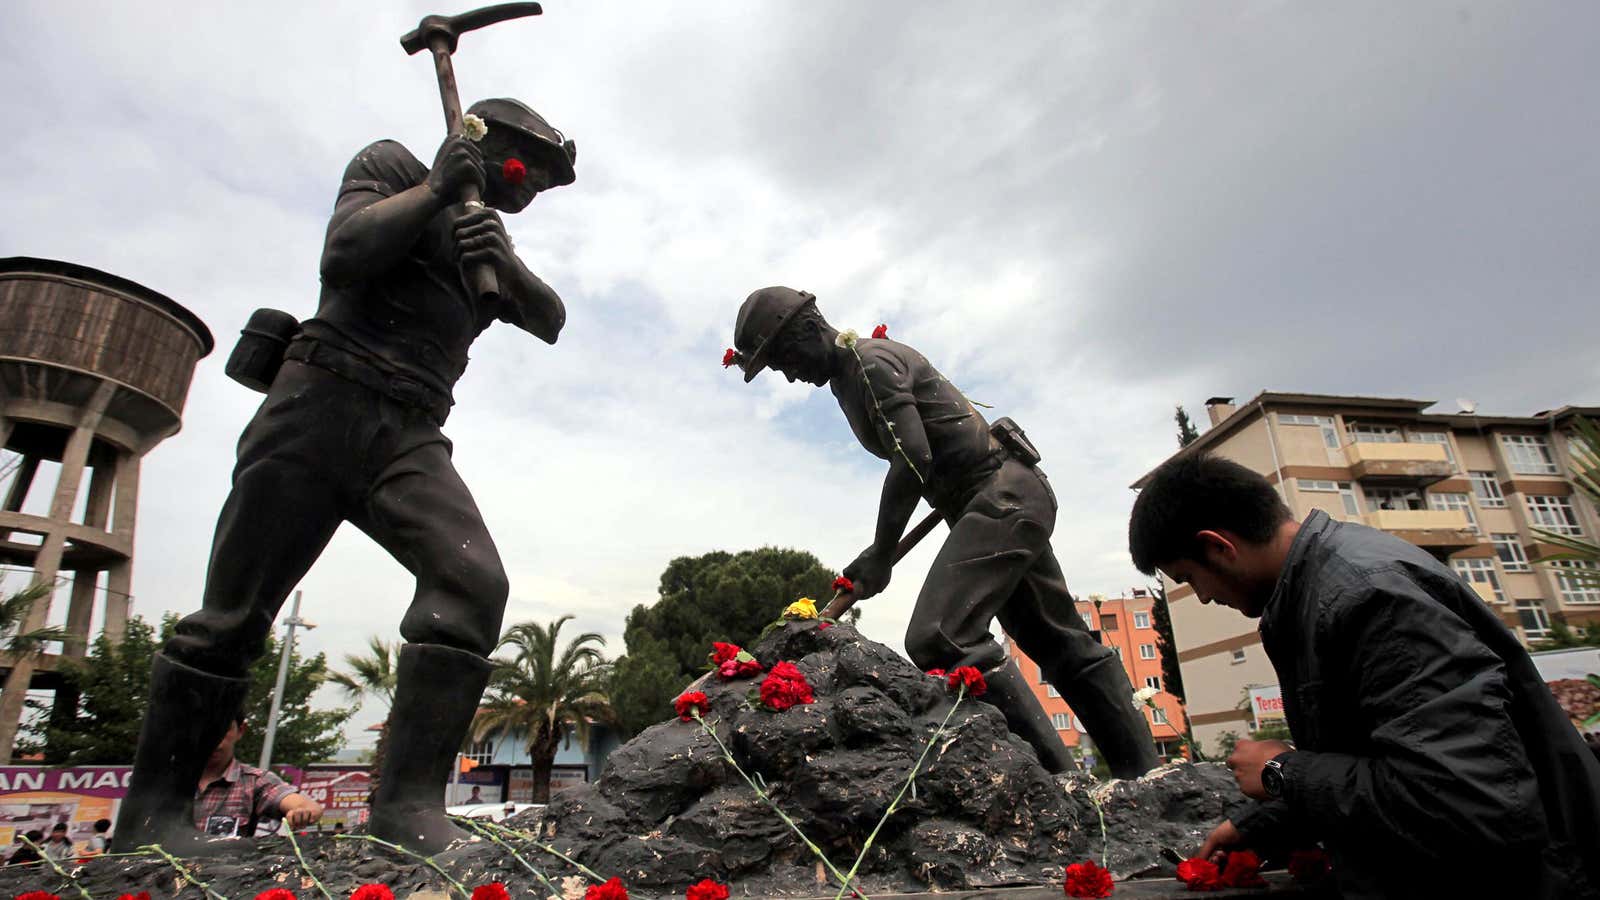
[1133,686,1160,705]
[834,328,859,349]
[462,113,488,142]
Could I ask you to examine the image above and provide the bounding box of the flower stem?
[333,833,468,898]
[832,686,968,900]
[691,711,859,895]
[452,816,563,898]
[284,827,333,900]
[18,834,93,900]
[847,345,924,484]
[141,843,230,900]
[470,820,607,884]
[1090,794,1108,869]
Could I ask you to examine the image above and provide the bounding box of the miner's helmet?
[468,98,577,188]
[733,286,816,383]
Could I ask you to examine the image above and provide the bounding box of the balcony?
[1344,442,1453,486]
[1363,509,1482,553]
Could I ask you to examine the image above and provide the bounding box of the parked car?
[444,801,544,822]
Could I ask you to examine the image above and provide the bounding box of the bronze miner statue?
[112,98,576,854]
[729,287,1159,778]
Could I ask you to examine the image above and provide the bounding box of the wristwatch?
[1261,753,1291,799]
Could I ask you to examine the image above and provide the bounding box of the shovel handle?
[821,507,945,619]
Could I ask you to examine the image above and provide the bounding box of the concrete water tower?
[0,256,213,762]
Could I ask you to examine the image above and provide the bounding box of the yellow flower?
[783,597,818,620]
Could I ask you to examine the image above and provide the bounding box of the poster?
[294,767,371,829]
[0,766,129,855]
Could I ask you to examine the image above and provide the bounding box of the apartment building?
[1132,392,1600,753]
[1004,590,1191,763]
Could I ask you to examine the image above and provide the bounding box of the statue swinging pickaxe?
[401,2,543,303]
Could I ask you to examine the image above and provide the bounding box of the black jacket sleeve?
[1277,567,1548,858]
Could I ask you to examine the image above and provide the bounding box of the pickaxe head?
[401,2,543,56]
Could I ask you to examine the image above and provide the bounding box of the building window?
[1451,557,1505,603]
[1428,492,1478,531]
[1410,431,1456,468]
[1470,471,1506,508]
[1515,600,1552,639]
[1501,434,1559,475]
[1279,414,1341,449]
[1133,611,1151,629]
[1525,495,1582,536]
[1230,648,1246,664]
[1138,643,1157,660]
[1367,487,1423,512]
[1151,707,1169,725]
[1110,646,1123,658]
[1051,713,1071,731]
[1491,534,1531,572]
[1144,675,1161,690]
[1297,480,1362,516]
[1037,665,1049,685]
[464,739,494,765]
[1348,422,1404,444]
[1101,613,1119,631]
[1047,684,1060,698]
[1553,561,1600,605]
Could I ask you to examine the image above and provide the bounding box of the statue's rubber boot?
[1051,654,1160,779]
[368,643,494,854]
[979,659,1079,774]
[110,653,251,853]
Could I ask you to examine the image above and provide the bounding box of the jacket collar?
[1261,509,1333,630]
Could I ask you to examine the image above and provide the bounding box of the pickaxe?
[401,2,544,302]
[820,507,945,620]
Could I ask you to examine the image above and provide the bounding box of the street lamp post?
[259,589,316,771]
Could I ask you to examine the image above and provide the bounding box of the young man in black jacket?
[1130,453,1600,899]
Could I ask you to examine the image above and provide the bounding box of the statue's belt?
[284,338,453,426]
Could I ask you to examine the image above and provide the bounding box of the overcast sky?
[3,1,1596,748]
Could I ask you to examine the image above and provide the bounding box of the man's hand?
[1226,739,1292,800]
[427,134,487,202]
[1196,819,1244,864]
[280,793,324,829]
[842,546,893,600]
[454,207,520,283]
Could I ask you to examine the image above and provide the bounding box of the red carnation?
[818,621,832,630]
[1175,858,1220,891]
[586,877,630,900]
[685,879,730,900]
[759,661,816,711]
[832,575,854,593]
[871,324,888,339]
[256,891,297,900]
[471,884,511,900]
[117,894,153,900]
[1219,850,1265,888]
[946,665,987,697]
[501,157,527,186]
[711,642,741,665]
[674,690,711,721]
[18,893,62,900]
[925,668,946,678]
[717,658,763,680]
[1062,859,1114,898]
[350,886,394,900]
[722,348,738,368]
[1287,848,1331,883]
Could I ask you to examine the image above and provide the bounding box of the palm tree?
[329,637,400,792]
[474,616,614,803]
[1533,417,1600,582]
[1,583,70,654]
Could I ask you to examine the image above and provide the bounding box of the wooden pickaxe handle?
[821,507,945,619]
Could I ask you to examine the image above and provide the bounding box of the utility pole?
[259,590,315,771]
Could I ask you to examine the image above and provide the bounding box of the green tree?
[1533,416,1600,578]
[609,547,837,736]
[1149,582,1186,704]
[30,614,351,769]
[474,616,613,803]
[0,583,70,655]
[1174,405,1200,448]
[1533,621,1600,651]
[328,637,401,794]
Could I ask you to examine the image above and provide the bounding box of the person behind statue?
[194,709,323,838]
[5,830,43,867]
[728,288,1158,778]
[41,823,75,861]
[83,819,111,856]
[1130,452,1600,899]
[113,98,577,855]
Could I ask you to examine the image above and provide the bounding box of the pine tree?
[1174,405,1200,448]
[1149,581,1186,703]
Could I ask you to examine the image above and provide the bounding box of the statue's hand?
[427,134,487,202]
[843,547,893,600]
[454,206,515,276]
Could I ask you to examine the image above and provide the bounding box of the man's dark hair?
[1129,452,1292,574]
[50,823,67,833]
[93,819,111,833]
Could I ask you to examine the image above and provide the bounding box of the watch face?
[1262,761,1284,797]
